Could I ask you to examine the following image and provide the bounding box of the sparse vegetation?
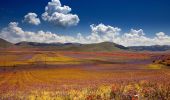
[153,55,170,67]
[0,51,169,100]
[0,81,170,100]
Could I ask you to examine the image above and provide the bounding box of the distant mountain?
[0,38,13,48]
[15,41,63,47]
[16,41,128,52]
[1,38,169,51]
[59,42,128,52]
[76,42,128,52]
[129,45,170,51]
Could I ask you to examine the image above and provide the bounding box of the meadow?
[0,51,170,100]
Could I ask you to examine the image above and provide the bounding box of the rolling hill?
[129,45,170,51]
[1,38,170,52]
[0,38,13,48]
[15,41,128,52]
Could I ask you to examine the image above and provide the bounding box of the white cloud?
[0,22,76,43]
[83,24,121,43]
[120,30,170,46]
[90,24,121,35]
[42,0,79,27]
[0,23,170,46]
[123,29,145,39]
[23,13,41,25]
[121,29,152,46]
[154,32,170,45]
[83,24,170,46]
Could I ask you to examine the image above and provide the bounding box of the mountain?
[2,38,169,52]
[0,38,13,48]
[129,45,170,51]
[71,42,128,52]
[15,41,63,47]
[56,42,128,52]
[16,41,128,52]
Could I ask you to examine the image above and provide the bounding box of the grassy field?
[0,51,170,100]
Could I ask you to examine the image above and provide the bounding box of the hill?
[0,38,13,48]
[129,45,170,51]
[1,38,170,52]
[15,41,128,52]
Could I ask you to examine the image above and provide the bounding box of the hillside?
[16,41,128,52]
[1,38,170,52]
[0,38,13,48]
[129,45,170,51]
[153,55,170,66]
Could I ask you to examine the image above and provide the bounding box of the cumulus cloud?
[90,24,121,35]
[0,22,170,46]
[76,24,170,46]
[42,0,79,27]
[23,13,41,25]
[121,29,152,46]
[77,24,121,43]
[79,24,170,46]
[0,22,76,43]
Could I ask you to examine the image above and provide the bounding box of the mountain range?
[0,38,170,52]
[129,45,170,51]
[15,41,128,52]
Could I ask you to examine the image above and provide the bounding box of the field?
[0,51,170,100]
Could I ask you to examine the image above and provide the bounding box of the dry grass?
[0,81,170,100]
[0,51,170,100]
[146,64,163,69]
[28,54,80,65]
[0,53,81,67]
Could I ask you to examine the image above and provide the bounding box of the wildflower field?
[0,51,170,100]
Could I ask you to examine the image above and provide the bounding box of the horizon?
[0,0,170,46]
[1,37,170,48]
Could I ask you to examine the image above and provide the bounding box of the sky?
[0,0,170,46]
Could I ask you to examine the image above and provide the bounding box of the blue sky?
[0,0,170,46]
